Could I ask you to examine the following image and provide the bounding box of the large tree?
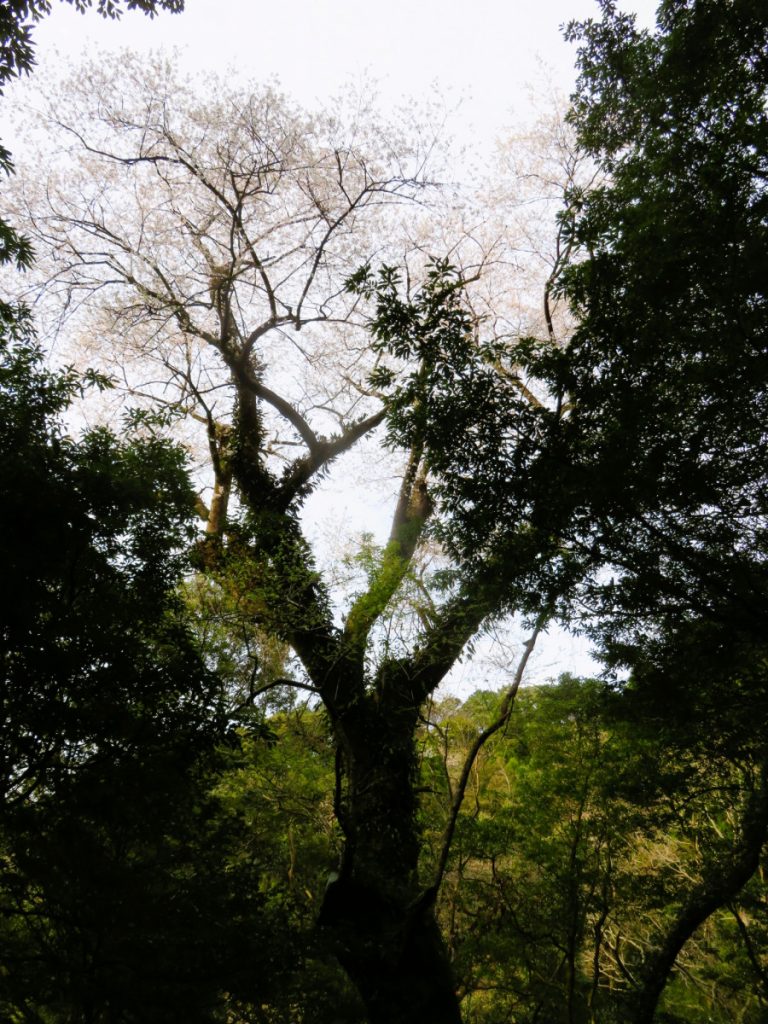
[349,2,768,1015]
[6,56,562,1021]
[556,0,768,661]
[417,676,768,1024]
[538,2,768,1018]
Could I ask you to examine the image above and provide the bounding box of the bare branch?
[246,377,320,453]
[431,617,544,893]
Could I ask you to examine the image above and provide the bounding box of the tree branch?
[431,618,544,893]
[343,444,429,658]
[277,407,387,508]
[247,377,320,453]
[625,759,768,1024]
[403,556,522,706]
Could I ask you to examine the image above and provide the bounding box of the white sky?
[11,0,659,690]
[27,0,658,155]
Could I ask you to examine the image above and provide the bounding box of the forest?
[1,0,767,1021]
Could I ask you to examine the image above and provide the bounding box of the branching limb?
[343,443,429,658]
[431,617,544,893]
[403,554,525,706]
[250,677,320,699]
[494,361,545,409]
[277,407,387,508]
[247,377,320,453]
[625,758,768,1024]
[227,392,357,715]
[728,902,768,996]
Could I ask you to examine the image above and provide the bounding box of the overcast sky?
[25,0,659,156]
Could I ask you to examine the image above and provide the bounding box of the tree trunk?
[620,760,768,1024]
[322,878,461,1024]
[319,697,462,1024]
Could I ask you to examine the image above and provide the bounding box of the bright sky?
[12,0,660,690]
[27,0,658,154]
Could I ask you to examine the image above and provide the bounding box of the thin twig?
[431,614,546,893]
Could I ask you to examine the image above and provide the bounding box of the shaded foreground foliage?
[426,678,768,1023]
[0,324,303,1021]
[6,314,767,1022]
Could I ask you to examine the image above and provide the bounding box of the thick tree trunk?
[319,699,462,1024]
[322,877,461,1024]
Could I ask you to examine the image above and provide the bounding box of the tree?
[0,323,297,1021]
[360,2,768,1014]
[11,2,768,1014]
[419,676,768,1024]
[554,0,768,663]
[535,2,768,1017]
[7,56,561,1022]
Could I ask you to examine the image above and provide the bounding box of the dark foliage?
[557,0,768,651]
[0,324,291,1021]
